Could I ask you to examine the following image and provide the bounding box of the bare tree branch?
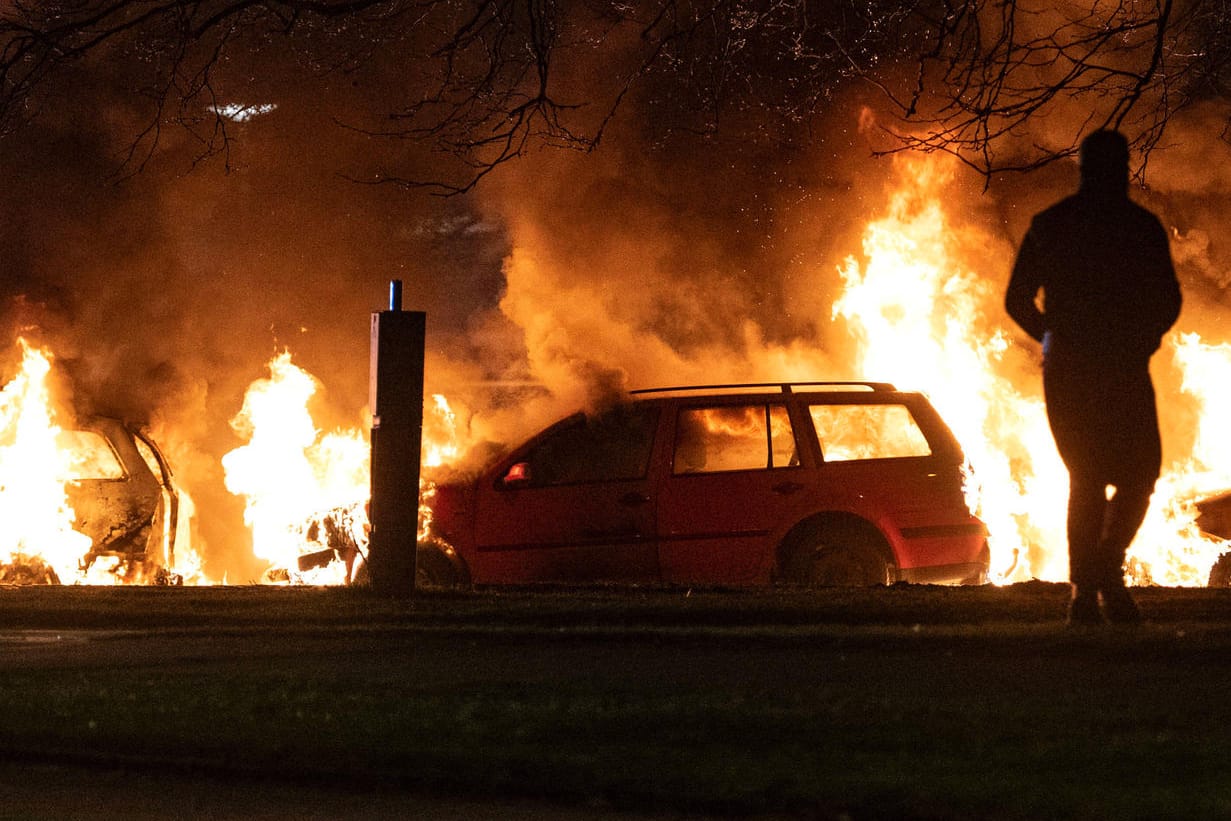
[3,0,1231,189]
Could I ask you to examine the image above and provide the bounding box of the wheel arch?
[774,511,898,584]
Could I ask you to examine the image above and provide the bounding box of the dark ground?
[0,582,1230,820]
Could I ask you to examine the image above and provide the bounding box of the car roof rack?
[629,381,897,396]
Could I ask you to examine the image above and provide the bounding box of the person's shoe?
[1067,588,1103,626]
[1101,586,1142,626]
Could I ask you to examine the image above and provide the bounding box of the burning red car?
[420,382,990,587]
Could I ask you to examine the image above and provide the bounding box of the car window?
[518,405,660,486]
[56,430,125,480]
[809,403,932,461]
[673,404,796,473]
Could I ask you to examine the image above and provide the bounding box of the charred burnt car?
[1,417,180,584]
[418,382,990,588]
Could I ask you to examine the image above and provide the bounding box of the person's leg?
[1096,481,1154,624]
[1044,356,1116,624]
[1066,474,1107,625]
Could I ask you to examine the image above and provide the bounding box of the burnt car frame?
[67,417,180,582]
[419,382,990,588]
[2,417,181,584]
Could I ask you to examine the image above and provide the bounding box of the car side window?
[809,403,932,461]
[55,430,126,480]
[517,405,660,487]
[673,404,796,474]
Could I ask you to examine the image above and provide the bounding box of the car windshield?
[55,430,125,480]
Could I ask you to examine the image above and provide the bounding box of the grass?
[1,583,1231,818]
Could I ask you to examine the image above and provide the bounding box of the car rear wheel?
[781,524,892,587]
[351,542,467,589]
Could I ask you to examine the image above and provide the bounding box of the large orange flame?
[221,351,370,584]
[0,340,93,582]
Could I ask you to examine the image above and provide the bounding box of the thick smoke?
[441,98,902,446]
[0,53,508,581]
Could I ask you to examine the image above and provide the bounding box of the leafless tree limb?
[2,0,1230,188]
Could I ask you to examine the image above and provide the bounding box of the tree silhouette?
[0,0,1220,189]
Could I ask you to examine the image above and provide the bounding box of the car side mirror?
[501,461,531,486]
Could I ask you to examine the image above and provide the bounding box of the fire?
[7,153,1226,591]
[1127,334,1231,585]
[221,348,472,583]
[220,349,469,585]
[423,394,461,468]
[222,351,370,584]
[0,341,93,583]
[418,394,466,544]
[835,155,1229,585]
[0,340,208,585]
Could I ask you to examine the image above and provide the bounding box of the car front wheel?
[415,542,466,588]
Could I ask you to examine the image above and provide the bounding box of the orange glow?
[0,340,208,585]
[418,393,466,544]
[0,341,94,583]
[9,152,1229,590]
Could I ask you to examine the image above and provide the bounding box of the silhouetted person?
[1005,129,1181,625]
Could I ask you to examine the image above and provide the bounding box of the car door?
[656,400,808,584]
[469,404,661,583]
[61,420,162,559]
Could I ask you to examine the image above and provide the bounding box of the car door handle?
[772,481,804,495]
[620,492,651,506]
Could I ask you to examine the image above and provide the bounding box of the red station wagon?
[419,382,990,587]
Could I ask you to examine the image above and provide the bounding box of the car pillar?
[367,279,425,596]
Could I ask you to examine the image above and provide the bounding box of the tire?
[415,544,462,588]
[781,526,892,587]
[350,543,466,589]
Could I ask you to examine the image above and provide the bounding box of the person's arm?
[1005,224,1047,343]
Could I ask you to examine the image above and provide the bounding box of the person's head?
[1079,129,1130,197]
